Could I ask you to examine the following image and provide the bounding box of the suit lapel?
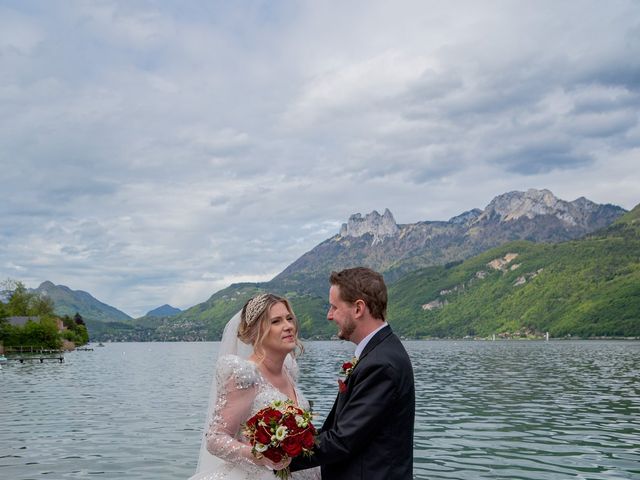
[329,325,393,418]
[357,325,392,363]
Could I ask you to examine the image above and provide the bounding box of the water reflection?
[295,340,640,479]
[399,341,640,480]
[1,341,638,479]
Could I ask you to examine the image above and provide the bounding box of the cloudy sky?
[1,1,639,317]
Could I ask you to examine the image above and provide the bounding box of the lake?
[1,340,639,479]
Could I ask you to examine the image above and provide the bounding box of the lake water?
[1,341,639,479]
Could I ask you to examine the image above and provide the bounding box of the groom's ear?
[353,299,366,318]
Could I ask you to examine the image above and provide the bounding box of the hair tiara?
[245,293,270,326]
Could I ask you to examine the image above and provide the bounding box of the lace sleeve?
[284,354,299,383]
[205,355,258,466]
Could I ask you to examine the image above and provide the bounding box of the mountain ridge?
[27,188,633,341]
[33,281,133,323]
[271,188,625,294]
[158,188,629,341]
[386,204,640,338]
[145,304,182,317]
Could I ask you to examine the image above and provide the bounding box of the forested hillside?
[386,204,640,338]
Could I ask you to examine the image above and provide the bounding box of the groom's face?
[328,285,357,342]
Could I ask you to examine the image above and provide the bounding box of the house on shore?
[6,316,64,331]
[2,316,69,353]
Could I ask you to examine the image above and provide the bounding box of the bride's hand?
[256,455,291,471]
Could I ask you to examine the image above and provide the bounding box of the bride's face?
[261,302,298,354]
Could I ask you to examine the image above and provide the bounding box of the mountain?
[145,304,181,317]
[270,188,625,295]
[34,281,133,322]
[23,282,147,342]
[386,202,640,338]
[157,188,627,340]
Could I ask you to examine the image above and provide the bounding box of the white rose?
[274,426,288,441]
[254,442,268,453]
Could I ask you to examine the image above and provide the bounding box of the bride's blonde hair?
[238,293,303,360]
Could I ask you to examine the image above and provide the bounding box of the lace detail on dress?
[203,355,319,480]
[216,355,259,390]
[205,356,259,471]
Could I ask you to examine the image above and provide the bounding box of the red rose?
[263,446,284,463]
[281,436,303,457]
[283,415,298,431]
[264,410,283,425]
[339,357,358,377]
[244,399,316,473]
[255,424,271,445]
[302,429,315,449]
[245,415,257,429]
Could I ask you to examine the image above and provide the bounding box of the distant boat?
[97,342,105,347]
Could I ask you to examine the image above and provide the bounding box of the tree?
[0,278,85,348]
[29,294,55,318]
[1,323,17,347]
[21,318,62,349]
[4,280,31,316]
[61,313,89,345]
[1,279,55,318]
[74,312,85,326]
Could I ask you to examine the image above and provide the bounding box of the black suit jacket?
[292,326,415,479]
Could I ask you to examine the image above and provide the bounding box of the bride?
[189,293,320,480]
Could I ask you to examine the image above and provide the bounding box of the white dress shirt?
[354,322,388,359]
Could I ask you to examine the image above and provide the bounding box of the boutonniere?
[337,357,358,393]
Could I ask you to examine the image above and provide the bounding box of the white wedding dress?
[188,353,321,480]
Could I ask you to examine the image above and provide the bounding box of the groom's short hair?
[330,267,387,321]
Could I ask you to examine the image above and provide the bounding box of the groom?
[291,267,415,479]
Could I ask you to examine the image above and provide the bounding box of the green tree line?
[386,205,640,338]
[0,280,89,350]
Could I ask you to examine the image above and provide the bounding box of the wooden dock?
[5,355,64,363]
[2,346,65,363]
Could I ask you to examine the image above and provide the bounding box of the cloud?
[0,0,639,316]
[0,6,43,54]
[494,142,594,176]
[281,50,427,129]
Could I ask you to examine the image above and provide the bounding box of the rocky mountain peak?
[477,188,614,226]
[339,208,399,245]
[449,208,483,225]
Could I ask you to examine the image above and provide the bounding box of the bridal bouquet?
[243,399,317,479]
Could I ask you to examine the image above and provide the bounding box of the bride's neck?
[251,351,287,374]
